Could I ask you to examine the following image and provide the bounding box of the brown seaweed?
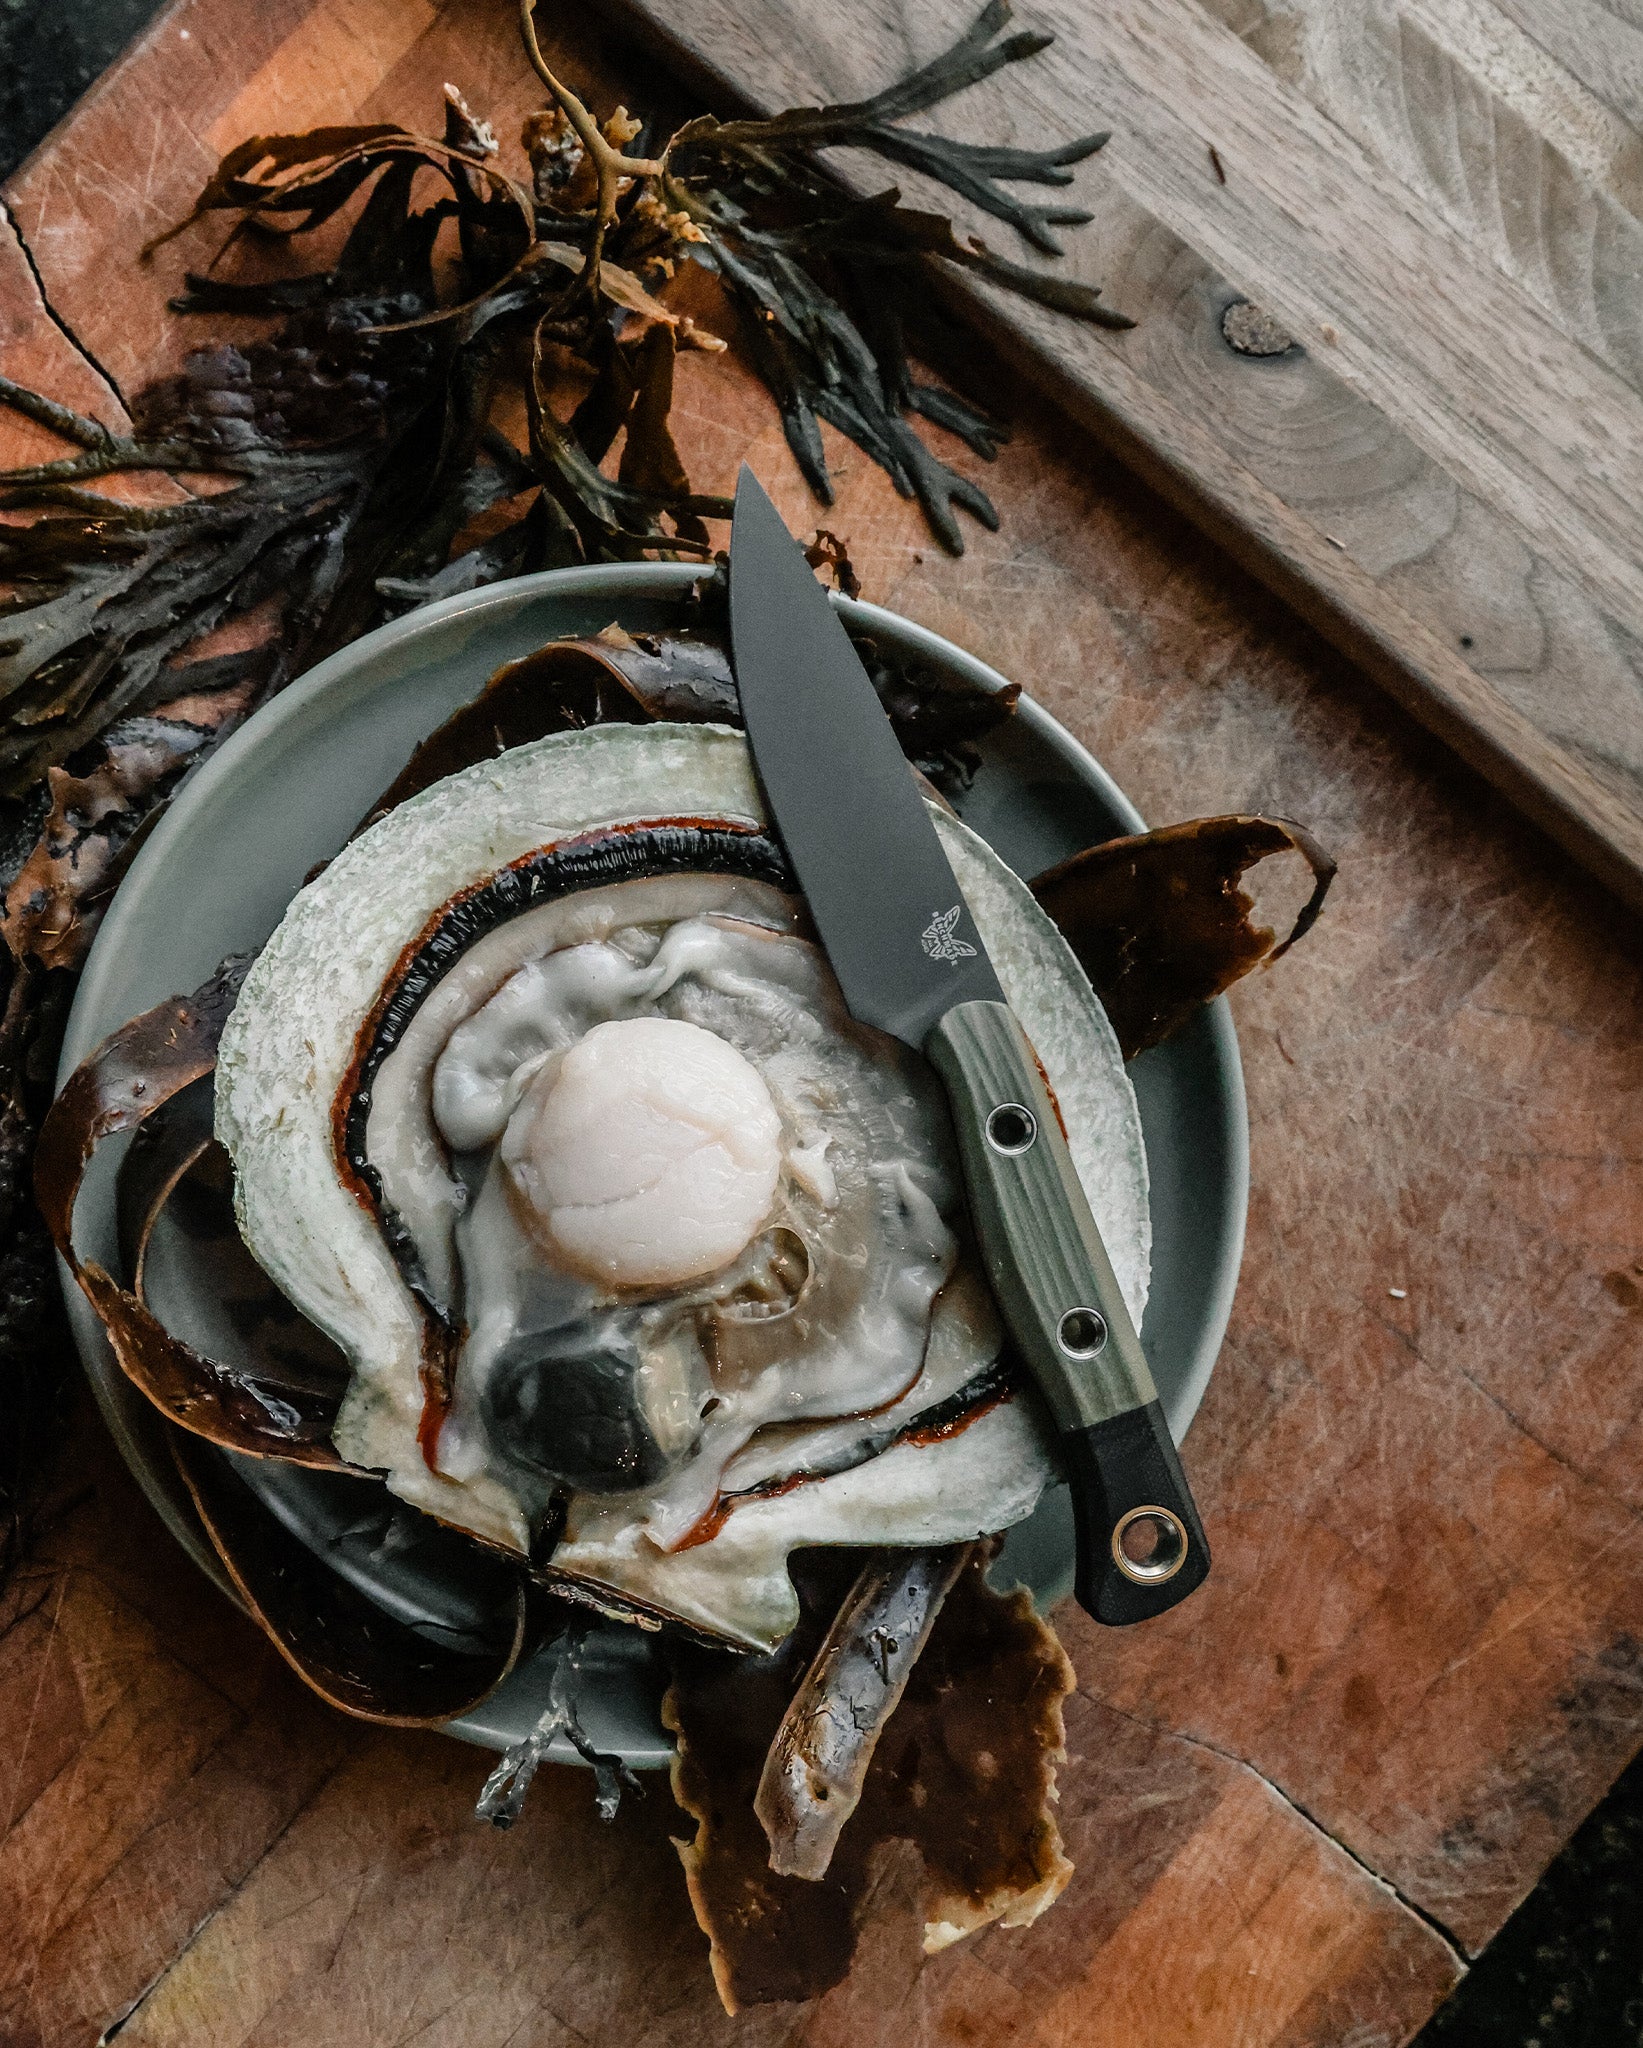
[113,1072,216,1293]
[802,530,863,600]
[665,1545,1073,2012]
[171,1429,528,1726]
[122,1094,356,1411]
[360,631,732,826]
[0,0,1120,815]
[0,676,264,972]
[756,1542,971,1880]
[1032,813,1337,1058]
[44,964,532,1729]
[363,607,1016,831]
[33,958,348,1464]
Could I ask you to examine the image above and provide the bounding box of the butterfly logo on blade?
[921,905,977,965]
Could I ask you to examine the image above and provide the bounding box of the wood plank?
[600,0,1643,914]
[104,1692,1458,2048]
[1491,0,1643,134]
[0,196,190,513]
[2,0,331,396]
[0,1,1640,2043]
[0,1420,353,2048]
[0,198,128,451]
[1194,0,1643,399]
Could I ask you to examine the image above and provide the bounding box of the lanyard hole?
[1057,1306,1107,1357]
[1112,1506,1188,1583]
[986,1103,1037,1154]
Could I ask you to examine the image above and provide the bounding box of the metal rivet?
[1057,1306,1107,1357]
[1111,1506,1189,1584]
[985,1103,1037,1155]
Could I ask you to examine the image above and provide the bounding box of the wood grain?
[600,0,1643,917]
[0,1,1640,2044]
[1491,0,1643,134]
[1196,0,1643,397]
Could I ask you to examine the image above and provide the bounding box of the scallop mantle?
[214,723,1151,1611]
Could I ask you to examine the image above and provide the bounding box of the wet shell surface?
[214,723,1149,1651]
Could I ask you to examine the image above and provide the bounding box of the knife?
[727,467,1209,1624]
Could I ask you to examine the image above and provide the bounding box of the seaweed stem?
[519,0,662,285]
[474,1625,644,1825]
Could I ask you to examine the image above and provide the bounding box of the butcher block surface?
[1,1,1640,2044]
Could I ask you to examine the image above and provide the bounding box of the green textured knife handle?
[924,1000,1210,1625]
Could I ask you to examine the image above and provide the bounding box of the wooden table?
[2,2,1640,2043]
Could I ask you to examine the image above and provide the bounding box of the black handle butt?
[1062,1401,1211,1625]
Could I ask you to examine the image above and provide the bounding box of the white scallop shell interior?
[214,722,1150,1641]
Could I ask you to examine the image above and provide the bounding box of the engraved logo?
[921,905,976,965]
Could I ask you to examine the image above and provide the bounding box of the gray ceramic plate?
[57,563,1247,1766]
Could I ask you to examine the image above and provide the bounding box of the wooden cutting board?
[604,0,1643,914]
[1,4,1641,2047]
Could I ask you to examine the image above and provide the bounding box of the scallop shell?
[213,722,1149,1648]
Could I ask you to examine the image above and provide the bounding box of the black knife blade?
[728,465,1210,1625]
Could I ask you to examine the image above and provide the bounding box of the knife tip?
[733,462,771,515]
